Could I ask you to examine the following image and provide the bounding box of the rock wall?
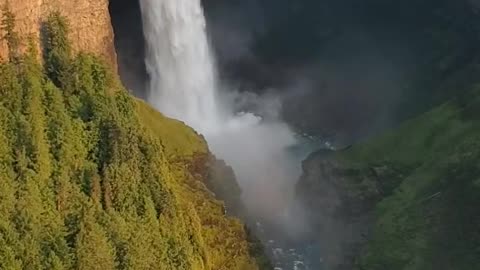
[109,0,147,95]
[296,150,381,270]
[0,0,116,67]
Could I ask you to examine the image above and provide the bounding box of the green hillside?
[0,11,260,270]
[334,87,480,269]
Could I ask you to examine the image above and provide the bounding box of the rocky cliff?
[296,150,378,270]
[297,93,480,269]
[0,0,116,66]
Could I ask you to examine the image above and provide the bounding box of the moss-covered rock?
[297,90,480,269]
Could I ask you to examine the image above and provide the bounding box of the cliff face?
[0,0,116,66]
[297,94,480,269]
[296,150,379,270]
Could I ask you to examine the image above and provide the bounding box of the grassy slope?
[136,100,260,270]
[135,99,207,157]
[335,95,480,269]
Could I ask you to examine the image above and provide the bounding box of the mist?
[138,0,311,242]
[202,0,477,143]
[207,91,308,235]
[201,42,313,243]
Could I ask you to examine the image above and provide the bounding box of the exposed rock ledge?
[0,0,116,67]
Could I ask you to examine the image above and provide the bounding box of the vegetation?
[334,86,480,269]
[1,1,20,61]
[0,10,263,270]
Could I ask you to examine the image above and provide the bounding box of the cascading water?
[139,0,318,269]
[139,0,222,134]
[139,0,296,215]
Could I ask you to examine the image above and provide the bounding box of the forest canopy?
[0,8,261,270]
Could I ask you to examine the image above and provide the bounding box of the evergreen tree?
[0,235,22,270]
[1,1,20,61]
[0,10,262,270]
[44,12,71,88]
[75,208,116,270]
[0,62,22,111]
[20,42,52,185]
[0,105,15,216]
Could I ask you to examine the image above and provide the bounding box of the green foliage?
[44,11,72,88]
[1,1,20,61]
[0,11,261,270]
[335,88,480,270]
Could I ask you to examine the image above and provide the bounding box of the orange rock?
[0,0,116,68]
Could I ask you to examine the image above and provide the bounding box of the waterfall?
[139,0,222,134]
[139,1,317,268]
[139,0,304,236]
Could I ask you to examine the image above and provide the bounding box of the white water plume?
[139,0,305,231]
[140,0,221,134]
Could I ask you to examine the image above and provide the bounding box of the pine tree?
[75,208,116,270]
[123,197,161,269]
[14,178,45,270]
[0,62,22,111]
[0,105,15,216]
[20,42,52,185]
[1,1,20,62]
[44,12,71,88]
[90,171,102,205]
[0,236,22,270]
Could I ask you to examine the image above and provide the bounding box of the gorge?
[138,1,310,268]
[110,1,480,269]
[1,0,480,269]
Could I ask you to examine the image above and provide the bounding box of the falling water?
[139,1,317,268]
[139,0,298,213]
[139,0,222,133]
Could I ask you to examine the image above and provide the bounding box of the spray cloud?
[139,0,307,236]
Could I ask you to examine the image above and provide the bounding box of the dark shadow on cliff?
[109,0,148,98]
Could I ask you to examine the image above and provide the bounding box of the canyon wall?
[0,0,116,67]
[296,96,480,269]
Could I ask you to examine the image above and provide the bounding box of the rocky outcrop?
[296,150,380,270]
[0,0,116,66]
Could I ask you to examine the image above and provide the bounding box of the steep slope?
[0,11,261,270]
[297,84,480,269]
